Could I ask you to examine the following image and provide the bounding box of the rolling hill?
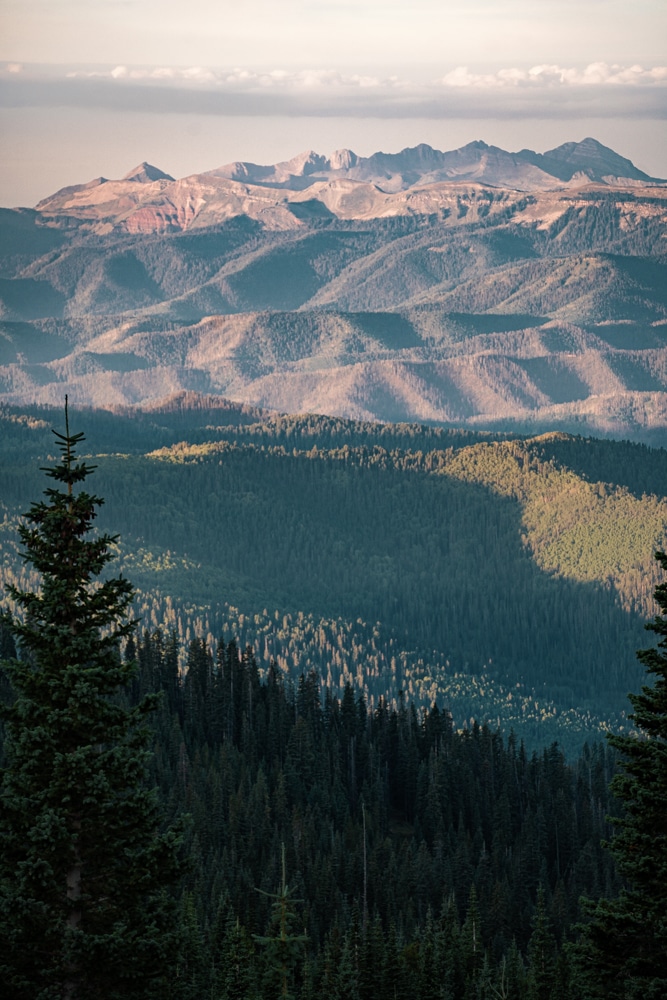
[0,138,665,440]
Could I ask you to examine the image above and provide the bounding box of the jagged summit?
[328,148,359,170]
[122,162,175,183]
[277,150,329,175]
[42,139,653,201]
[3,143,667,441]
[205,138,661,193]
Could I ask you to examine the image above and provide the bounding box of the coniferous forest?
[123,629,624,999]
[3,398,667,751]
[1,401,667,998]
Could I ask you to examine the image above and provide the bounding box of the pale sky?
[1,0,665,206]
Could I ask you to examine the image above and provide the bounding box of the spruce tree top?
[8,398,136,679]
[605,548,667,910]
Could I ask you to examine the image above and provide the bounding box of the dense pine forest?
[2,397,666,750]
[1,401,666,997]
[0,612,627,999]
[128,629,624,999]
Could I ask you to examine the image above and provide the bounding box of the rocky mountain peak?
[329,148,359,171]
[279,150,329,176]
[541,138,655,182]
[122,162,175,183]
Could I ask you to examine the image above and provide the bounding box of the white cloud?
[3,62,665,124]
[65,65,403,90]
[59,62,667,94]
[70,65,218,84]
[437,63,667,88]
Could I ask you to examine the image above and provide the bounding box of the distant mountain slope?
[518,136,660,184]
[0,139,666,440]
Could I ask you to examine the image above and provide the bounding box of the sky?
[0,0,666,207]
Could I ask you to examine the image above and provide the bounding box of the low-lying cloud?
[65,62,667,90]
[438,63,667,88]
[1,62,666,120]
[69,66,405,90]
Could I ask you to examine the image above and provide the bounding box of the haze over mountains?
[1,137,666,440]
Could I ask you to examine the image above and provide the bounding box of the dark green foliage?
[0,407,181,1000]
[254,845,308,1000]
[91,440,648,724]
[6,404,666,751]
[577,550,667,999]
[0,612,16,659]
[1,399,665,994]
[217,910,259,1000]
[526,888,557,1000]
[125,625,622,998]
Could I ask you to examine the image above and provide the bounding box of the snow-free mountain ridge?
[206,137,659,191]
[122,163,175,184]
[33,137,663,234]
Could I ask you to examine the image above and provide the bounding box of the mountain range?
[1,137,666,440]
[30,137,664,234]
[206,136,660,190]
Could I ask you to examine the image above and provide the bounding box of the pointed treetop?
[42,395,96,491]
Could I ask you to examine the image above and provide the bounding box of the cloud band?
[1,63,665,120]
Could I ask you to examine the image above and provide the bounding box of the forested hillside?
[2,398,666,997]
[1,397,665,752]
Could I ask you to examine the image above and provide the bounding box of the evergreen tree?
[176,891,208,1000]
[461,884,484,994]
[502,940,528,1000]
[218,911,257,1000]
[0,611,16,660]
[578,550,667,999]
[0,611,16,722]
[255,843,308,999]
[0,403,182,1000]
[526,887,557,1000]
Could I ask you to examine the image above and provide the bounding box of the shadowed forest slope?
[1,399,664,751]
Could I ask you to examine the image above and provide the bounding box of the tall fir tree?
[526,887,557,1000]
[577,549,667,999]
[254,843,308,1000]
[0,402,182,1000]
